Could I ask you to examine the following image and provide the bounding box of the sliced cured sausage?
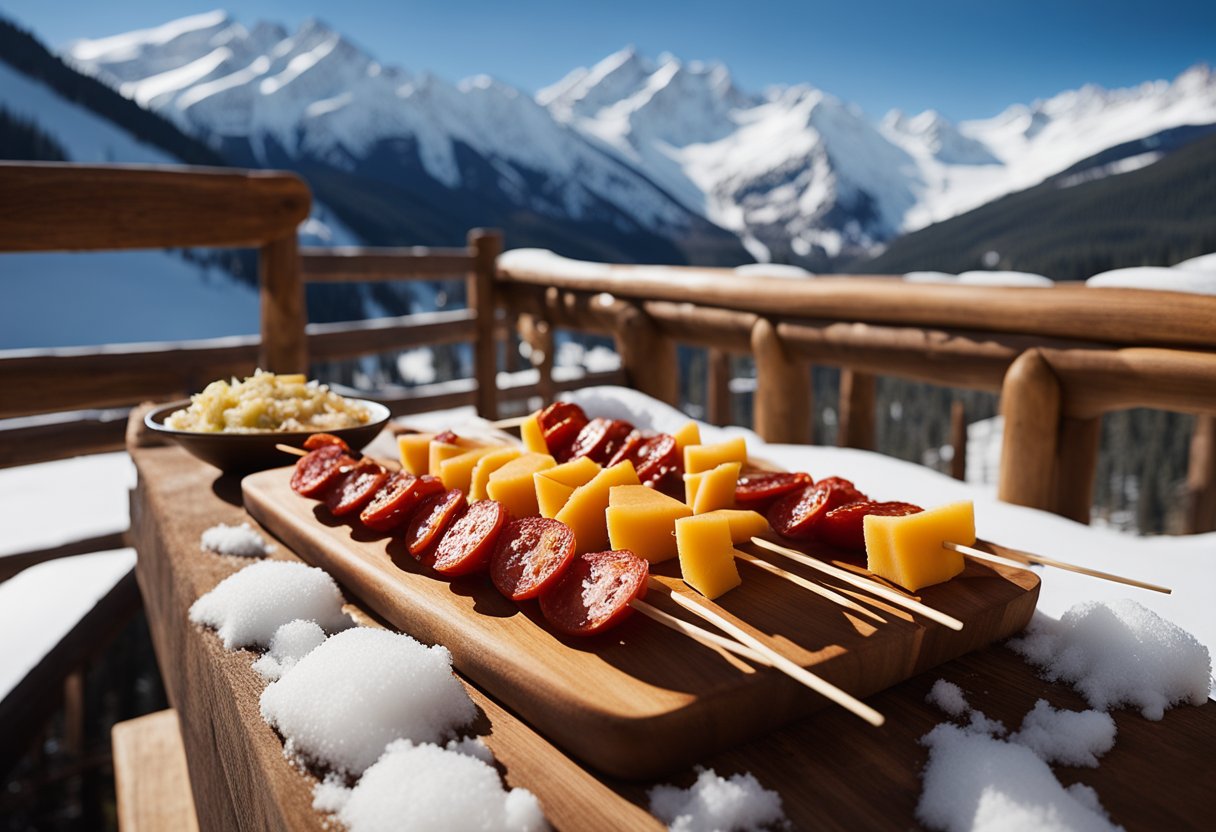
[406,488,467,559]
[538,549,649,637]
[767,478,866,540]
[290,444,355,497]
[817,500,923,551]
[360,473,444,532]
[302,433,351,453]
[490,517,577,601]
[537,402,588,460]
[432,500,509,576]
[324,459,389,516]
[735,471,813,511]
[567,418,634,465]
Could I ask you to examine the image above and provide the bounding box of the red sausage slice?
[568,418,635,464]
[290,445,355,497]
[735,471,813,511]
[324,459,389,516]
[767,479,866,540]
[406,488,467,559]
[303,433,351,453]
[490,517,577,601]
[817,500,923,551]
[539,549,649,637]
[537,402,588,460]
[360,473,445,532]
[432,500,509,576]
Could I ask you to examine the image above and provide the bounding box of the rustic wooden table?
[128,430,1213,831]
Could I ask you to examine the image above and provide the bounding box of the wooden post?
[613,301,678,405]
[998,349,1061,512]
[258,234,307,373]
[517,312,555,405]
[64,669,85,757]
[707,348,732,426]
[1053,416,1101,524]
[838,370,876,450]
[1186,414,1216,533]
[949,400,967,481]
[468,229,503,419]
[752,318,812,444]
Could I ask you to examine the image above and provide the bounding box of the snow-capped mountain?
[61,11,1216,268]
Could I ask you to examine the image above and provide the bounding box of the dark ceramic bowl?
[143,399,391,474]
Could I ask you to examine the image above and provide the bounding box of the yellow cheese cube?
[555,461,641,553]
[672,420,702,451]
[701,509,769,544]
[605,485,692,563]
[439,446,499,494]
[520,411,549,454]
[684,436,747,475]
[487,452,556,518]
[863,501,975,592]
[534,456,602,518]
[398,433,435,474]
[428,441,466,479]
[675,514,741,599]
[469,447,522,501]
[685,462,740,514]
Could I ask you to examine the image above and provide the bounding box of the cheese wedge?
[398,433,436,475]
[684,436,747,475]
[534,456,602,518]
[438,447,499,494]
[701,509,769,544]
[520,410,549,454]
[675,514,741,599]
[555,461,641,553]
[428,441,466,480]
[606,485,693,563]
[468,447,522,500]
[863,501,974,592]
[684,461,741,514]
[487,452,556,518]
[672,420,702,452]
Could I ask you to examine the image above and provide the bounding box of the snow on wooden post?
[998,348,1061,512]
[614,301,677,405]
[751,318,811,444]
[468,229,503,419]
[258,233,307,373]
[838,369,876,450]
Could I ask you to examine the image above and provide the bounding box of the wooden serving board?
[243,467,1039,779]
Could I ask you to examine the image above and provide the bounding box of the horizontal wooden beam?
[1044,346,1216,419]
[307,310,476,362]
[0,163,310,251]
[300,247,475,282]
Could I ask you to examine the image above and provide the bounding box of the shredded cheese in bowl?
[166,370,371,433]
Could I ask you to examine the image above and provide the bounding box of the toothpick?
[489,415,530,430]
[630,599,770,666]
[276,443,307,457]
[945,540,1172,595]
[751,537,964,631]
[733,550,887,625]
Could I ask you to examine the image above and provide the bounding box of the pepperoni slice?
[538,549,649,637]
[434,430,460,445]
[767,479,867,540]
[491,517,577,601]
[432,500,509,576]
[302,433,351,453]
[606,430,645,468]
[324,459,389,516]
[406,488,467,559]
[360,473,445,532]
[817,501,923,551]
[735,471,813,511]
[290,445,356,497]
[634,435,681,489]
[568,418,635,464]
[538,402,588,459]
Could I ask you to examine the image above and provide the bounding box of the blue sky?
[3,0,1214,121]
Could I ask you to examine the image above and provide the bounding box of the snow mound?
[902,271,957,284]
[925,679,970,718]
[333,740,546,832]
[1173,252,1216,272]
[1086,266,1216,295]
[252,619,327,681]
[733,263,814,279]
[200,522,273,557]
[956,270,1054,287]
[188,560,352,649]
[1007,600,1210,720]
[648,767,787,832]
[259,627,477,775]
[1008,700,1116,768]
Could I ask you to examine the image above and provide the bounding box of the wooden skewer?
[276,443,307,457]
[489,415,530,430]
[657,584,885,727]
[751,537,965,631]
[733,550,887,625]
[945,540,1172,595]
[630,599,771,666]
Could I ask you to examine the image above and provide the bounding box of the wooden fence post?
[998,349,1061,512]
[518,310,555,405]
[751,318,811,443]
[613,302,678,405]
[258,234,307,373]
[1053,416,1102,524]
[949,400,967,481]
[469,229,503,419]
[707,348,732,425]
[838,370,875,450]
[1186,414,1216,533]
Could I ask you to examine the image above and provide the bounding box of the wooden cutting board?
[243,467,1039,779]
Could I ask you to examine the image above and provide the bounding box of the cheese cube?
[701,509,769,544]
[605,485,693,563]
[555,461,641,553]
[863,501,974,592]
[684,436,747,475]
[534,456,602,518]
[684,462,741,514]
[675,514,741,599]
[487,452,555,518]
[520,410,549,454]
[468,447,522,500]
[672,420,702,452]
[398,433,435,475]
[428,441,466,480]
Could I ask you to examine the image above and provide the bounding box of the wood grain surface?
[243,466,1039,779]
[112,710,201,832]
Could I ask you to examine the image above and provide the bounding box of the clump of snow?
[956,270,1054,287]
[648,767,787,832]
[200,522,273,557]
[259,627,477,776]
[925,679,970,717]
[963,710,1007,738]
[333,740,546,832]
[733,263,814,279]
[312,773,352,814]
[189,561,352,649]
[1173,252,1216,272]
[903,270,956,284]
[1007,600,1211,720]
[252,619,327,681]
[1008,700,1116,768]
[446,736,495,765]
[1086,266,1216,295]
[917,723,1120,832]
